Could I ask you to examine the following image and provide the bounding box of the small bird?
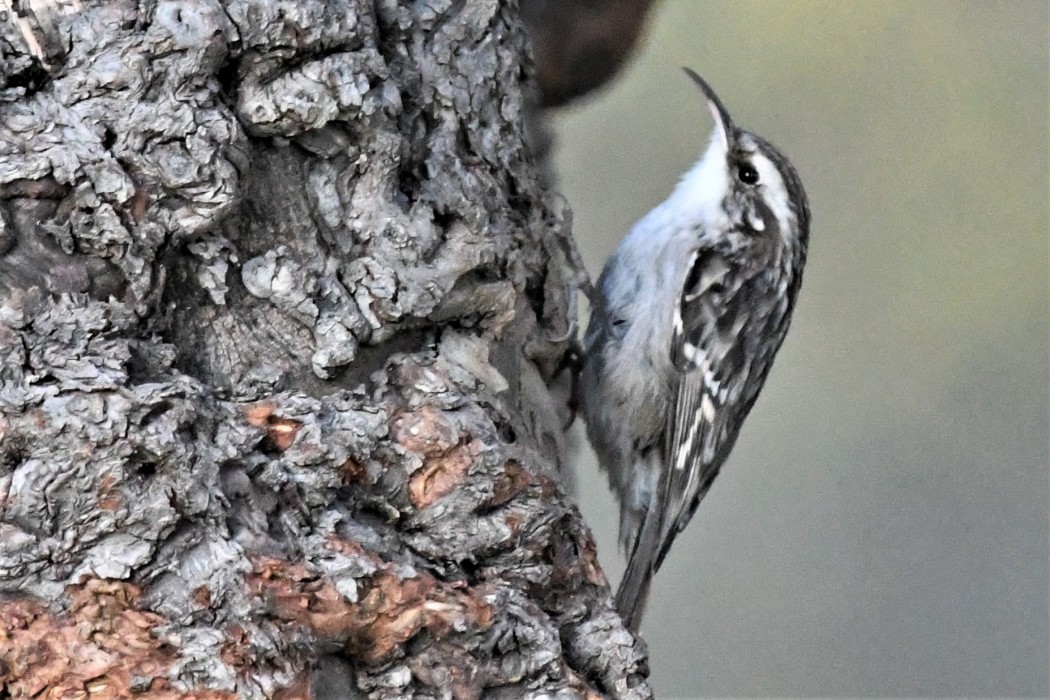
[579,68,810,632]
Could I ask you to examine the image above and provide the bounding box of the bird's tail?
[614,557,653,633]
[614,500,664,633]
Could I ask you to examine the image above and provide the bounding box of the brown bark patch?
[0,579,235,700]
[272,672,310,700]
[489,460,533,508]
[244,402,303,452]
[220,624,253,670]
[390,406,459,455]
[97,472,122,512]
[408,441,479,508]
[337,457,371,485]
[192,585,212,608]
[577,528,609,588]
[392,407,483,508]
[248,554,494,666]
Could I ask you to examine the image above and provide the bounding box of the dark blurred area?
[522,0,656,107]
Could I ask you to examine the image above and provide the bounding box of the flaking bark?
[0,1,653,698]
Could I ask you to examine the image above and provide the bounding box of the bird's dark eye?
[737,162,759,185]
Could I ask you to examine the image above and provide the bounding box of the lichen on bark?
[0,1,650,698]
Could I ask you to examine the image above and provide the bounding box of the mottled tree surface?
[0,1,652,698]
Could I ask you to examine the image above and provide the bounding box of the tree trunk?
[0,1,653,698]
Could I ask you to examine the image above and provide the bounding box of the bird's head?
[678,68,810,253]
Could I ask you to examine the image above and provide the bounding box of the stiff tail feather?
[614,555,653,633]
[614,498,664,633]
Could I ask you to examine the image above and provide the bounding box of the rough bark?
[0,1,653,699]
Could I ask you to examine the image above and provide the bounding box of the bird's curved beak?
[682,67,734,153]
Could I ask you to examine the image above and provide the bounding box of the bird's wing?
[654,247,747,570]
[614,246,744,628]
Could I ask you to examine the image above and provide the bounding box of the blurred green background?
[552,1,1048,696]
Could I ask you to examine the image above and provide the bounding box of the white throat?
[666,130,730,231]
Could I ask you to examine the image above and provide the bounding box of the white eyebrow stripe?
[750,152,793,240]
